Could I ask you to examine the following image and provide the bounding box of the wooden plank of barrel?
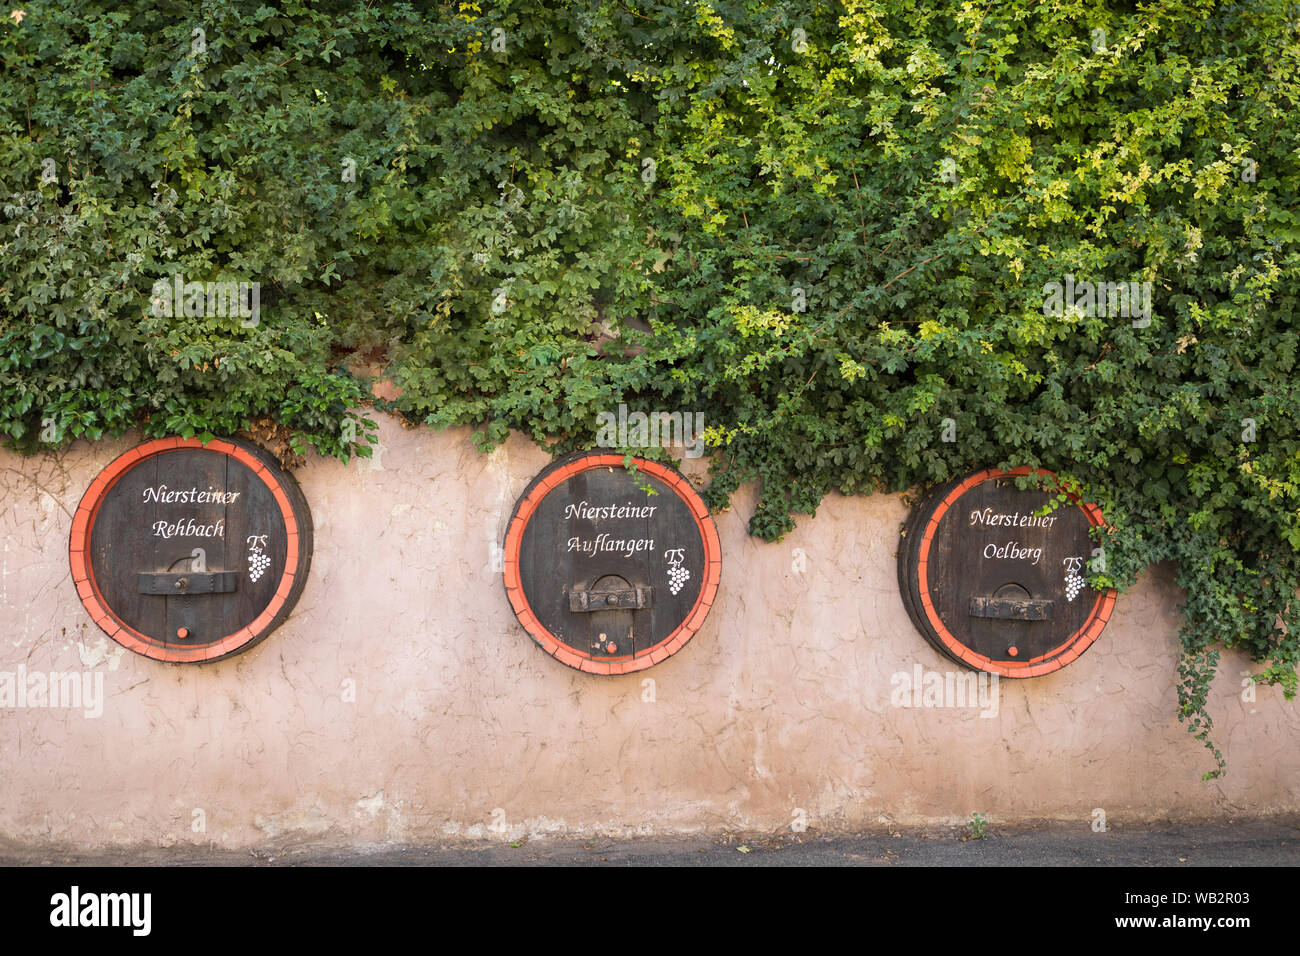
[69,437,313,663]
[897,466,1116,678]
[502,452,722,674]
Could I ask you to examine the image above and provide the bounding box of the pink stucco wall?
[1,414,1296,849]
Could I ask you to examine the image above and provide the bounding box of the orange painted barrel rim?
[503,453,722,675]
[68,437,307,663]
[913,466,1116,678]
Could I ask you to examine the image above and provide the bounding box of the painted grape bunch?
[668,565,690,596]
[665,548,689,596]
[247,535,270,583]
[1063,556,1085,603]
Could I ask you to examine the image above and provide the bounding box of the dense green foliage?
[3,1,1298,774]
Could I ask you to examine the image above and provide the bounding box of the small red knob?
[1007,645,1018,657]
[177,627,190,640]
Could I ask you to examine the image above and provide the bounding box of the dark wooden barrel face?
[898,467,1116,678]
[503,453,722,674]
[69,437,313,663]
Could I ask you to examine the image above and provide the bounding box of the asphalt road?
[5,818,1298,866]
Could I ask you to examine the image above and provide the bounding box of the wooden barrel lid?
[68,437,313,663]
[503,452,722,674]
[898,466,1116,677]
